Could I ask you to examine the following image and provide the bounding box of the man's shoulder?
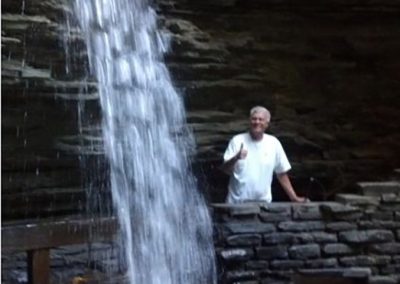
[231,132,249,141]
[263,133,284,148]
[263,133,280,142]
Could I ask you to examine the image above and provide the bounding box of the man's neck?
[249,131,263,141]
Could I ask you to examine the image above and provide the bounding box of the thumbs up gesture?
[237,143,248,160]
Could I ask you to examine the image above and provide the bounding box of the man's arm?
[221,143,247,174]
[276,172,305,202]
[221,155,239,174]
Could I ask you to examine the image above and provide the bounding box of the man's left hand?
[292,196,308,203]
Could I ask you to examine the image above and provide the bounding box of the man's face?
[250,111,269,137]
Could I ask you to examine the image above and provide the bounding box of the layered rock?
[2,0,400,218]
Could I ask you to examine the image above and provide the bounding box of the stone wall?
[213,187,400,283]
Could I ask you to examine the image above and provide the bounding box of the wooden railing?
[2,216,118,284]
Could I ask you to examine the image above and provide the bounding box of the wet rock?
[323,243,356,256]
[263,232,312,245]
[227,234,262,246]
[338,230,394,244]
[278,221,325,232]
[270,259,304,269]
[256,246,288,260]
[369,243,400,255]
[223,221,276,234]
[305,258,338,269]
[288,244,321,259]
[326,222,357,232]
[219,248,254,261]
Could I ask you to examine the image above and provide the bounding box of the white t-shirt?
[223,132,291,204]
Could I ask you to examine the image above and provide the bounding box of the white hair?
[250,106,271,122]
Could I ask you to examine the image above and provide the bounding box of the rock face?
[2,0,400,218]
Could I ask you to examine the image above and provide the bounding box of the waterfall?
[71,0,217,283]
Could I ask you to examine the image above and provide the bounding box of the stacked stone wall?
[213,193,400,283]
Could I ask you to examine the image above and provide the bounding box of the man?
[222,106,305,204]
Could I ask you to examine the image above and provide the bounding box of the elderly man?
[222,106,305,204]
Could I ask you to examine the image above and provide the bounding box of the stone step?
[357,181,400,196]
[335,194,380,207]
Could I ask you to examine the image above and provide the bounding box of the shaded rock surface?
[2,0,400,219]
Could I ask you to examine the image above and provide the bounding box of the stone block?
[223,222,276,234]
[260,203,291,214]
[298,267,371,278]
[357,181,400,196]
[288,244,321,259]
[305,258,338,268]
[320,204,363,221]
[323,243,355,256]
[245,260,268,270]
[367,211,394,221]
[211,203,260,217]
[326,222,357,232]
[227,234,262,246]
[219,248,254,261]
[256,246,288,260]
[230,204,261,216]
[270,259,305,269]
[263,232,312,245]
[374,256,392,265]
[310,232,337,243]
[342,267,372,278]
[278,221,325,232]
[292,204,322,220]
[321,203,360,214]
[368,275,397,284]
[379,264,400,275]
[336,212,365,221]
[260,269,292,281]
[339,256,391,267]
[259,212,291,222]
[335,194,380,207]
[394,256,400,263]
[358,221,400,230]
[369,243,400,255]
[338,230,394,244]
[379,204,400,212]
[381,193,400,204]
[226,270,258,282]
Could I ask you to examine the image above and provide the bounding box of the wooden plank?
[2,216,118,252]
[28,249,50,284]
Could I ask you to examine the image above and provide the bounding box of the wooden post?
[27,249,50,284]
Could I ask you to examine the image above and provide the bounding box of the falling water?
[71,0,216,283]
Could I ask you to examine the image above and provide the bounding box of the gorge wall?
[2,0,400,219]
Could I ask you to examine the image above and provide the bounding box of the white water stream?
[72,0,216,283]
